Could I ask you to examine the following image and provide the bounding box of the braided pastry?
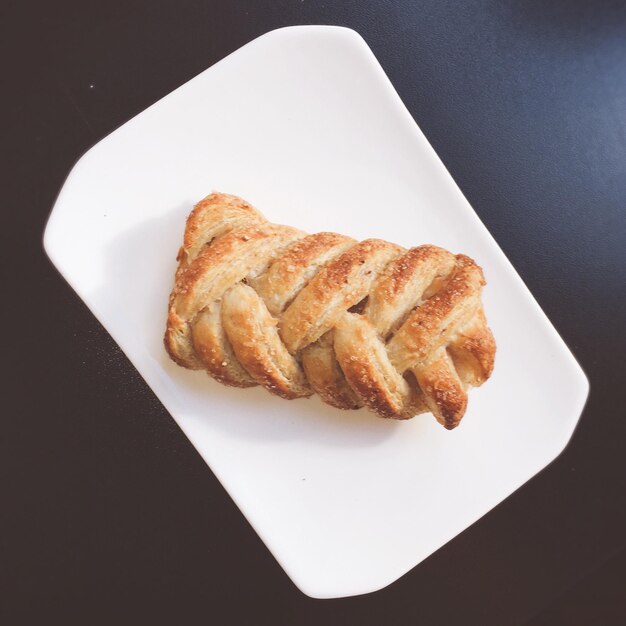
[165,193,496,429]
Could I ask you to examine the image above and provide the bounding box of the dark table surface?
[4,1,626,624]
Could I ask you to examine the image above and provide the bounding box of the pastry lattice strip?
[165,193,496,429]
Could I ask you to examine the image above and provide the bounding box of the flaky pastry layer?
[165,192,496,429]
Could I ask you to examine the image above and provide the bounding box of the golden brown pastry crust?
[165,192,496,429]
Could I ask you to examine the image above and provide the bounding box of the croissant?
[165,193,496,429]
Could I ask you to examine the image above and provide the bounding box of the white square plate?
[44,26,588,598]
